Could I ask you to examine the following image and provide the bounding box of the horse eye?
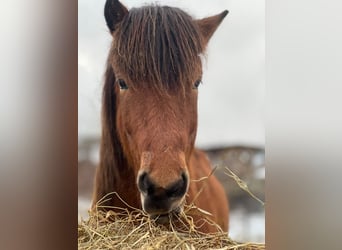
[117,79,128,90]
[193,79,202,89]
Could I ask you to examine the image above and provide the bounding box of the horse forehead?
[111,5,203,88]
[129,88,190,106]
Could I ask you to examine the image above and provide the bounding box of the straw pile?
[78,204,264,250]
[78,168,265,249]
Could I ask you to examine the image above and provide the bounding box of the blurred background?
[78,0,264,242]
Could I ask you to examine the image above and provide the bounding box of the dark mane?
[111,5,204,90]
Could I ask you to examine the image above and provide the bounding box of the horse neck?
[99,128,127,183]
[98,125,141,205]
[94,60,141,209]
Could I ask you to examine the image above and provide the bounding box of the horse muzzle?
[137,171,188,217]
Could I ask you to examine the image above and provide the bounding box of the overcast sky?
[78,0,264,148]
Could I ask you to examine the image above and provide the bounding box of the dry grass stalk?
[224,167,265,207]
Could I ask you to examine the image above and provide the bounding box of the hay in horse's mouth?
[151,213,171,224]
[149,206,182,224]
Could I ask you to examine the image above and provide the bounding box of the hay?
[78,203,264,250]
[78,167,265,249]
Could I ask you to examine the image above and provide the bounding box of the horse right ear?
[196,10,229,46]
[104,0,128,33]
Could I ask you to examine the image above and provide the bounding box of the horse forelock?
[111,5,204,91]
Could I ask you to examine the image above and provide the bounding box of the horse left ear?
[104,0,129,33]
[196,10,229,46]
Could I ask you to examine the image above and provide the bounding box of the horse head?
[103,0,228,218]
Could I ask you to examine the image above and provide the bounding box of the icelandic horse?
[92,0,229,233]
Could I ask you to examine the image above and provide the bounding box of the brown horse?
[92,0,229,233]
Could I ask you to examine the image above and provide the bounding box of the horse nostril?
[138,172,154,195]
[166,172,188,198]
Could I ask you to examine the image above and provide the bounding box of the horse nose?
[138,172,188,198]
[137,172,188,213]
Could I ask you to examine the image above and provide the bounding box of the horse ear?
[196,10,229,45]
[104,0,128,33]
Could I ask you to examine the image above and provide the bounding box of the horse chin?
[149,206,183,224]
[140,193,186,225]
[152,213,171,224]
